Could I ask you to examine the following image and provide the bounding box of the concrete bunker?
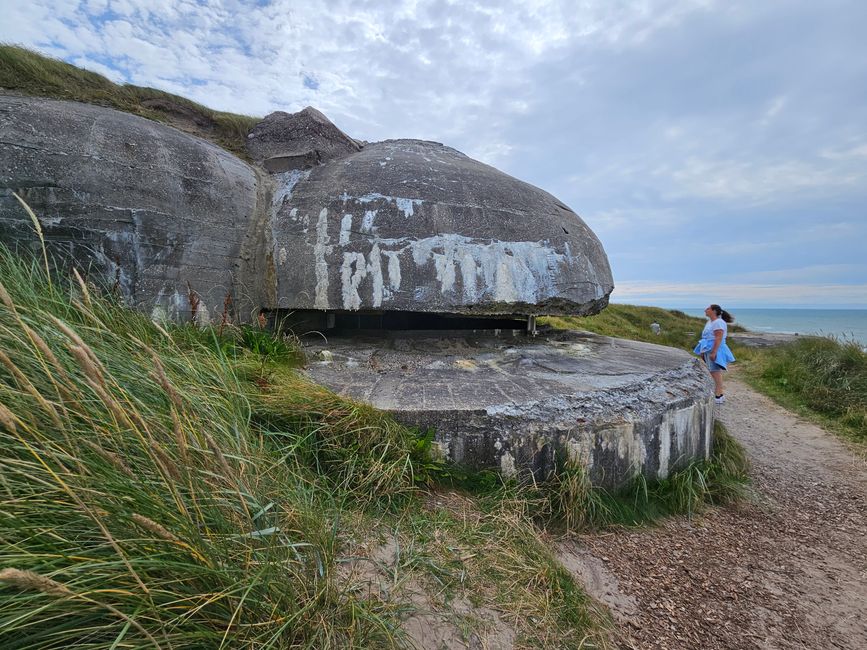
[255,113,714,488]
[0,96,714,487]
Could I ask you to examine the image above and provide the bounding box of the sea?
[681,309,867,348]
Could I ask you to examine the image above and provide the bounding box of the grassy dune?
[0,241,755,648]
[542,304,711,350]
[0,246,613,648]
[741,337,867,443]
[0,45,258,157]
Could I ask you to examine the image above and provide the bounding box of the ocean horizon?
[680,308,867,346]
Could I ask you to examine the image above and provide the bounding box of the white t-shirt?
[701,318,727,345]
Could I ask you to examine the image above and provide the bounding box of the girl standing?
[694,304,735,403]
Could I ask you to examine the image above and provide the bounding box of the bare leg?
[710,370,724,396]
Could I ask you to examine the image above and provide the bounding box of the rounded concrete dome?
[269,139,613,316]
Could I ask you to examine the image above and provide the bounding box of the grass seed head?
[0,402,18,433]
[80,439,134,478]
[0,568,72,597]
[131,513,180,543]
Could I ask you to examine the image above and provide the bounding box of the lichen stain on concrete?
[704,401,714,459]
[565,434,596,472]
[658,413,672,479]
[662,405,703,472]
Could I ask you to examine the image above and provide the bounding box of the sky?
[2,0,866,308]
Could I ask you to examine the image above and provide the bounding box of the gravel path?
[559,374,867,650]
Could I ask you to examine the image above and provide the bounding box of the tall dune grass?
[0,249,406,648]
[746,336,867,442]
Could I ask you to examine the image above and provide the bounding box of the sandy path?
[560,374,867,649]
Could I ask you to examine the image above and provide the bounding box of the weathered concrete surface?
[1,97,613,322]
[0,93,259,321]
[303,330,714,487]
[270,139,614,317]
[245,107,361,172]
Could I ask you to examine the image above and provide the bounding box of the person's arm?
[711,329,723,360]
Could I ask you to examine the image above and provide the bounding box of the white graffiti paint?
[313,208,331,309]
[339,191,424,218]
[329,232,579,311]
[340,251,368,310]
[369,243,384,308]
[272,170,310,213]
[384,250,402,292]
[339,214,353,245]
[408,234,569,304]
[361,210,377,234]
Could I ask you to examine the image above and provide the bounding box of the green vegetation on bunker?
[0,45,258,158]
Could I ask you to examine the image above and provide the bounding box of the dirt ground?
[562,373,867,649]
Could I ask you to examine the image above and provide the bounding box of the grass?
[0,247,410,648]
[543,303,748,352]
[0,244,623,648]
[466,421,751,533]
[0,45,258,158]
[543,303,730,351]
[0,192,757,647]
[739,337,867,444]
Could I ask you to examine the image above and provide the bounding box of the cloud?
[1,1,866,307]
[727,264,867,284]
[660,155,867,204]
[612,281,867,308]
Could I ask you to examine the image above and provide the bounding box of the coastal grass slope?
[0,242,756,648]
[542,304,719,350]
[0,247,614,649]
[0,45,257,157]
[742,337,867,443]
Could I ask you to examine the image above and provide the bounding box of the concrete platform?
[301,330,715,488]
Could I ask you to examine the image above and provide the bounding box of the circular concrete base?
[301,330,715,488]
